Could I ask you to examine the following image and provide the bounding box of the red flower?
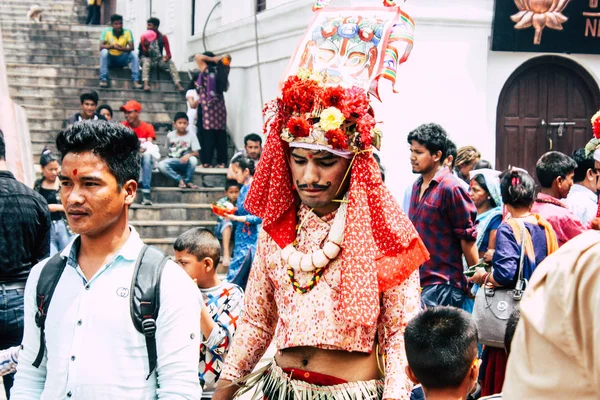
[359,131,373,148]
[281,76,322,114]
[340,86,370,119]
[594,118,600,139]
[287,116,311,138]
[321,86,345,109]
[356,114,376,136]
[325,129,348,150]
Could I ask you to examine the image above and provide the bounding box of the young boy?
[532,151,586,246]
[404,307,480,400]
[213,179,240,267]
[65,90,106,126]
[158,112,201,189]
[174,228,244,400]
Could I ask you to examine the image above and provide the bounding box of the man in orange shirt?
[120,100,156,205]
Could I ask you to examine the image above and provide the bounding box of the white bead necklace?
[280,196,347,272]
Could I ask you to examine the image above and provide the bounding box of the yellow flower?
[319,107,345,131]
[297,68,311,80]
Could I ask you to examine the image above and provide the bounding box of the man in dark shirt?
[65,90,106,127]
[407,123,479,309]
[0,130,51,396]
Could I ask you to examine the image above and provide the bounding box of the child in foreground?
[174,228,244,399]
[405,307,480,400]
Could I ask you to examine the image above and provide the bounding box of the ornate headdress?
[584,110,600,218]
[245,2,429,328]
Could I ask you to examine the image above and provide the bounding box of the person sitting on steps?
[158,112,200,190]
[99,14,143,90]
[120,100,157,206]
[65,90,106,127]
[139,17,185,93]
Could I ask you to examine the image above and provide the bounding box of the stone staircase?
[0,0,228,256]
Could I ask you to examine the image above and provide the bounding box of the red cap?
[120,100,142,112]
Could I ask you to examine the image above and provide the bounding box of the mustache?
[296,181,332,190]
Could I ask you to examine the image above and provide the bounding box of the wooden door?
[496,57,600,176]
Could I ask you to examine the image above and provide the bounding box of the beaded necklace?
[284,197,347,294]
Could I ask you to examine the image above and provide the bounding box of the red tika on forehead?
[73,169,78,176]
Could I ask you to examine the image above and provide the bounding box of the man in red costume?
[212,19,429,400]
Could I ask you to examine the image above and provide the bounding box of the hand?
[468,267,489,286]
[180,154,191,164]
[222,213,242,223]
[113,44,123,51]
[222,256,231,267]
[483,249,495,264]
[162,55,170,63]
[139,148,147,153]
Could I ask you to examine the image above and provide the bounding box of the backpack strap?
[33,251,69,368]
[129,245,169,380]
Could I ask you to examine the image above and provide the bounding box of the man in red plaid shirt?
[407,123,479,308]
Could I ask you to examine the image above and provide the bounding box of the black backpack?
[33,242,169,379]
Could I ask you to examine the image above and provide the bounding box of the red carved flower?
[594,118,600,139]
[287,116,311,138]
[356,114,376,136]
[281,76,322,114]
[321,86,345,109]
[340,86,370,120]
[325,129,348,150]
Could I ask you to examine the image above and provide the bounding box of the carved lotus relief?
[511,0,571,44]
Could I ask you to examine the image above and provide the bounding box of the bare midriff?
[275,345,383,382]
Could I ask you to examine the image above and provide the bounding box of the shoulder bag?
[472,220,527,348]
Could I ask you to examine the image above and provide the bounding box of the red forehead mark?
[73,169,78,176]
[308,155,313,159]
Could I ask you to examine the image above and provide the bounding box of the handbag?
[472,220,527,348]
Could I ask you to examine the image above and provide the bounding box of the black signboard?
[492,0,600,54]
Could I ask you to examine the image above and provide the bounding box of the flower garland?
[282,196,348,294]
[263,69,382,153]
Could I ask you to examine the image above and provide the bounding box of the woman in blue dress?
[222,156,262,284]
[470,169,558,396]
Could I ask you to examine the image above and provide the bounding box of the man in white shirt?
[565,148,599,225]
[12,120,202,399]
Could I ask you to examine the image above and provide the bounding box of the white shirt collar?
[60,226,144,263]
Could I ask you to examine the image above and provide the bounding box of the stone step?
[1,37,99,48]
[134,187,225,204]
[5,54,98,65]
[15,95,185,112]
[9,84,186,102]
[141,239,175,256]
[2,48,96,58]
[6,63,189,81]
[1,28,101,39]
[130,220,217,238]
[8,73,190,91]
[129,203,216,222]
[0,8,75,15]
[0,0,75,6]
[0,4,75,13]
[0,22,102,31]
[2,41,102,52]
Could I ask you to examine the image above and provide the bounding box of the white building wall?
[117,0,600,200]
